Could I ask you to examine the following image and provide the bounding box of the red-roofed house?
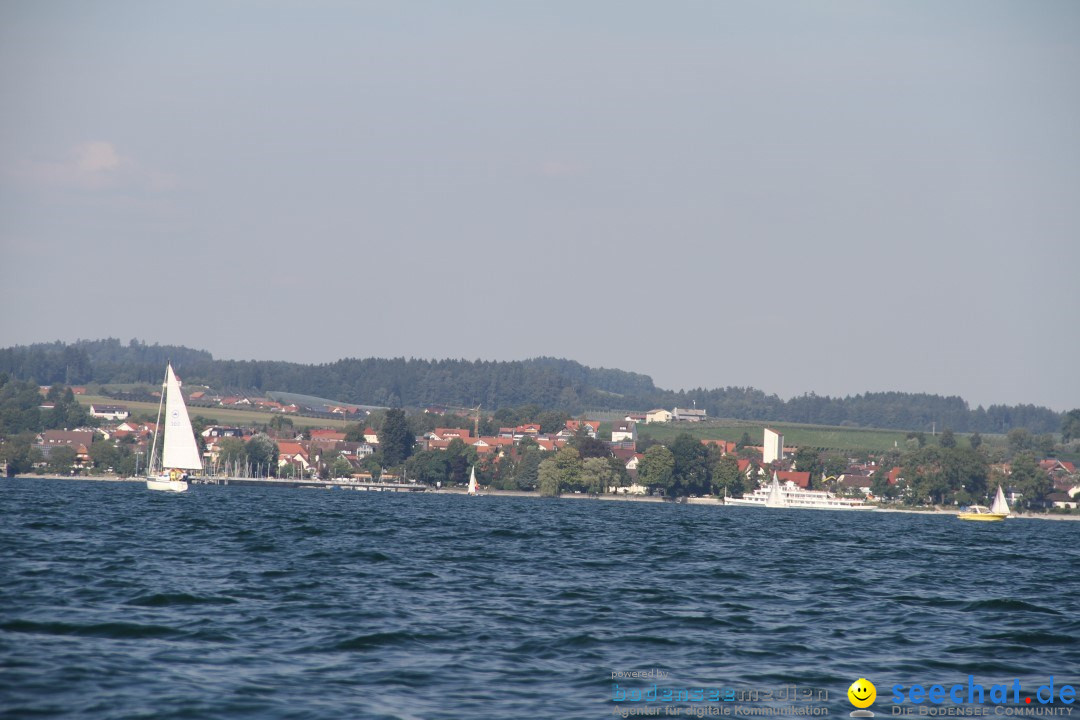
[470,439,497,456]
[277,441,311,474]
[701,439,737,454]
[499,424,541,439]
[737,458,765,480]
[37,430,94,465]
[777,471,811,489]
[432,428,470,441]
[565,420,600,438]
[310,430,347,448]
[1040,459,1076,474]
[468,437,514,454]
[116,421,156,440]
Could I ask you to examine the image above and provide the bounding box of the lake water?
[2,479,1077,719]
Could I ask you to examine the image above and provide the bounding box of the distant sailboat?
[467,466,479,496]
[957,485,1010,522]
[764,473,788,508]
[990,485,1011,516]
[146,364,202,493]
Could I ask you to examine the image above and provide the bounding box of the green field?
[77,395,351,430]
[634,419,1000,454]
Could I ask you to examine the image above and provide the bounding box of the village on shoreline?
[5,378,1080,516]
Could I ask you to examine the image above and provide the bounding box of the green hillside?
[636,419,1003,454]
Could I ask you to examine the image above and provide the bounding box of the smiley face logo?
[848,678,876,709]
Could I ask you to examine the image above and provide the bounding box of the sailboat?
[957,485,1010,522]
[990,485,1011,516]
[467,466,479,496]
[145,364,202,493]
[765,473,788,508]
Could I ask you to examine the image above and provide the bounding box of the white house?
[1048,492,1078,510]
[611,420,637,443]
[89,404,129,420]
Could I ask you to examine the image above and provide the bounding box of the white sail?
[765,473,788,508]
[467,466,478,495]
[161,364,203,470]
[990,485,1010,516]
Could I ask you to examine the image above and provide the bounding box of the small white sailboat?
[764,473,788,508]
[990,484,1011,516]
[467,466,479,496]
[146,364,202,493]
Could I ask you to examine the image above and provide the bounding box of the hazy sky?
[2,1,1078,411]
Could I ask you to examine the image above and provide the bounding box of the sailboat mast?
[146,365,169,476]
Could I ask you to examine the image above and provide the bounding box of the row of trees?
[627,427,1060,508]
[0,376,94,437]
[397,431,632,492]
[527,432,754,498]
[1,376,99,475]
[866,444,1055,509]
[0,340,1070,433]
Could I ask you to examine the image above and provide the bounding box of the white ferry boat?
[725,474,875,511]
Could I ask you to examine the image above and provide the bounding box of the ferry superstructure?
[725,474,875,511]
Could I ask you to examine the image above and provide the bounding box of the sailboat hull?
[146,477,189,493]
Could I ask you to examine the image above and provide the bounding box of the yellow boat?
[957,485,1010,522]
[957,505,1007,521]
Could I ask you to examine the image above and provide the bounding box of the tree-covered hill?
[0,339,1066,434]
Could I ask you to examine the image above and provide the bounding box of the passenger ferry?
[725,474,875,511]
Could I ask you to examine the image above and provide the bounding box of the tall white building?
[763,428,784,464]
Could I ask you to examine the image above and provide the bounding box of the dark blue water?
[2,479,1077,719]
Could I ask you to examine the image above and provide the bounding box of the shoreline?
[12,473,143,483]
[7,475,1079,520]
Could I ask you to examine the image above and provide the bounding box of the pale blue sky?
[2,1,1078,410]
